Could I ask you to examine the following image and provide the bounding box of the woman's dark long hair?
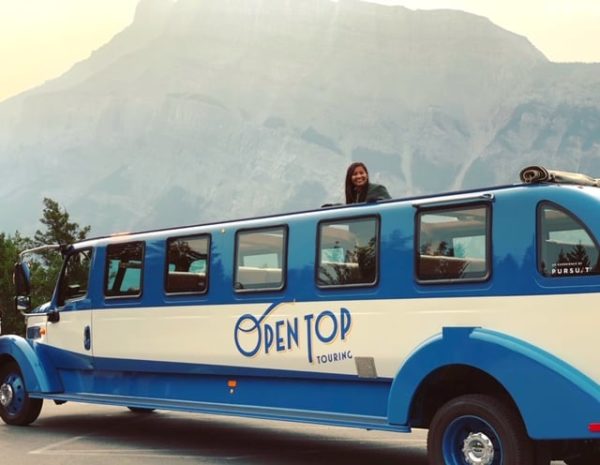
[345,162,369,204]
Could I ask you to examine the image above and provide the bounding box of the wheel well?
[0,354,18,369]
[408,364,520,429]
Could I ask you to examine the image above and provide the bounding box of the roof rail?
[519,165,600,187]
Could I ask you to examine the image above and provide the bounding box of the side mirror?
[14,262,32,315]
[15,295,32,314]
[14,262,31,296]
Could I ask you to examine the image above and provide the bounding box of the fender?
[387,327,600,439]
[0,335,63,394]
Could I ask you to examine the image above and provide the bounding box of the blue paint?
[387,327,600,439]
[67,185,600,311]
[0,336,63,394]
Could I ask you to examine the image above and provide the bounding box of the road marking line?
[31,447,262,461]
[29,436,84,454]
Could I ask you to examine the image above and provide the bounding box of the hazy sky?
[1,0,599,103]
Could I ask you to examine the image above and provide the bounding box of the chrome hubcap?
[0,382,14,407]
[462,432,495,465]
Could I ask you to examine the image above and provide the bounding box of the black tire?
[0,362,43,426]
[427,394,534,465]
[127,407,155,414]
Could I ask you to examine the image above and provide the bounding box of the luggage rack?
[520,165,600,187]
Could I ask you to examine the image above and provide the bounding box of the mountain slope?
[1,0,598,235]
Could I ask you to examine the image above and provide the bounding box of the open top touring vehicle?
[2,166,600,464]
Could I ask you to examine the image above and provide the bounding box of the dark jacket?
[349,183,391,204]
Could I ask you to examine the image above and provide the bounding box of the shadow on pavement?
[29,406,429,465]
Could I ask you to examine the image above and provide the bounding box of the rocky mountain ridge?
[1,0,599,235]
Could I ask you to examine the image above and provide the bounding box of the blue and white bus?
[2,166,600,465]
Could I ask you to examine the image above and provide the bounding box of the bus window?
[539,203,600,277]
[105,241,144,298]
[417,205,489,282]
[165,235,210,294]
[317,216,378,287]
[234,226,286,292]
[57,248,92,305]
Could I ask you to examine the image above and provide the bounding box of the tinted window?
[105,241,144,297]
[539,204,600,277]
[235,226,286,291]
[58,248,92,305]
[417,205,489,282]
[317,217,378,287]
[166,235,210,294]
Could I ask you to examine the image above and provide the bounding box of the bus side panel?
[54,361,391,417]
[0,335,63,394]
[387,327,600,440]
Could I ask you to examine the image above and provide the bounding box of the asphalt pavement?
[0,401,566,464]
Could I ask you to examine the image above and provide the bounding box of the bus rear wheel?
[0,362,43,426]
[427,394,534,465]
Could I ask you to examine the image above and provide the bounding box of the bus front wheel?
[0,362,43,426]
[427,394,535,465]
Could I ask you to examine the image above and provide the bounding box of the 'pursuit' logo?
[234,304,352,363]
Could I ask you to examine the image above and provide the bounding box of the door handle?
[83,326,91,351]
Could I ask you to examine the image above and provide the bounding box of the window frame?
[164,233,211,296]
[104,241,145,299]
[536,200,600,278]
[414,202,492,284]
[233,224,288,294]
[56,247,93,307]
[315,214,381,290]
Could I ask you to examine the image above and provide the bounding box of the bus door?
[44,248,94,365]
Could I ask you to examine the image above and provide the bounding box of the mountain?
[1,0,599,236]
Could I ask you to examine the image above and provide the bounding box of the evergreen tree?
[0,233,30,335]
[567,244,590,269]
[34,197,91,250]
[0,198,90,336]
[30,198,91,310]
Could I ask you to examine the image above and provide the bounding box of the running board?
[40,392,410,433]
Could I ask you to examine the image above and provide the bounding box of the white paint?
[41,292,600,383]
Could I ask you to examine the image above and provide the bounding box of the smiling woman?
[344,162,391,204]
[0,0,139,102]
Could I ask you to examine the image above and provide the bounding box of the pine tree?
[29,198,91,310]
[34,198,91,249]
[0,233,30,335]
[0,198,91,336]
